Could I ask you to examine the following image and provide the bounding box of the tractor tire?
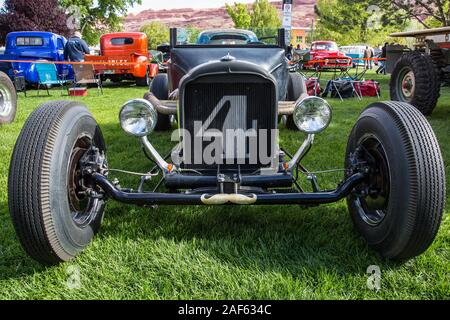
[8,101,107,265]
[149,74,171,131]
[345,101,445,260]
[286,72,307,130]
[390,51,440,115]
[136,68,150,87]
[0,71,17,125]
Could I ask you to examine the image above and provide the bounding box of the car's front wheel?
[285,72,307,130]
[0,71,17,125]
[8,101,107,265]
[345,101,445,260]
[149,73,172,131]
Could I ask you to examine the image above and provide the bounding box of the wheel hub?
[67,136,103,228]
[400,70,415,100]
[351,137,390,227]
[0,83,13,117]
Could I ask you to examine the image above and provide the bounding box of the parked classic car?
[0,71,17,124]
[8,28,445,265]
[0,31,73,84]
[85,32,158,86]
[196,29,260,45]
[303,41,352,71]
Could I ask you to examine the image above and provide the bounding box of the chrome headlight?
[293,97,332,134]
[119,99,158,137]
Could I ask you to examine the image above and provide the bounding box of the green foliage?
[186,26,201,44]
[251,0,281,29]
[226,0,281,30]
[378,0,450,28]
[226,3,251,29]
[59,0,141,45]
[314,0,407,46]
[140,21,170,50]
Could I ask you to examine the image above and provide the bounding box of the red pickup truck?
[86,32,158,86]
[303,41,352,71]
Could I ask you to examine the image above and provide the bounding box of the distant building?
[290,27,310,49]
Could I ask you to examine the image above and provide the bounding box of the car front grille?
[180,75,277,172]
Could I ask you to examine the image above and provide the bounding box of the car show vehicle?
[340,45,368,67]
[0,71,17,124]
[8,28,446,265]
[388,27,450,115]
[85,32,158,86]
[0,31,73,84]
[196,29,260,45]
[303,41,352,71]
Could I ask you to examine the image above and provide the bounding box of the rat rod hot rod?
[8,29,445,265]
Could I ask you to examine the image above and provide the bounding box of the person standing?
[286,43,294,60]
[376,42,388,75]
[364,46,371,70]
[64,31,90,62]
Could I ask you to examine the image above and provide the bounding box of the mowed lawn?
[0,71,448,299]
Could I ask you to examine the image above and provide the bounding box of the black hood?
[169,47,288,101]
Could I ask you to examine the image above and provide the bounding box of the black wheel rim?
[351,136,390,227]
[396,66,415,102]
[67,135,101,228]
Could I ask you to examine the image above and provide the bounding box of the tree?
[226,3,252,29]
[0,0,70,45]
[140,22,170,50]
[378,0,450,28]
[59,0,142,45]
[314,0,407,46]
[251,0,281,29]
[186,26,201,44]
[226,0,281,30]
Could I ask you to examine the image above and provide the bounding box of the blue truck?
[0,31,74,84]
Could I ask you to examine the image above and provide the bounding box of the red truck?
[86,32,158,86]
[303,41,352,71]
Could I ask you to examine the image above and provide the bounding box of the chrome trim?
[287,134,315,172]
[140,136,172,173]
[0,81,13,117]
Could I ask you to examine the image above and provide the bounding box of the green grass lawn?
[0,71,449,299]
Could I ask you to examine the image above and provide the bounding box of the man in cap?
[64,31,90,62]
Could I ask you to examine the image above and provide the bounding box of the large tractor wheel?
[149,73,172,131]
[345,101,445,260]
[8,101,107,265]
[286,72,308,130]
[0,71,17,125]
[390,51,441,115]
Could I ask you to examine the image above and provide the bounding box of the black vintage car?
[8,29,446,265]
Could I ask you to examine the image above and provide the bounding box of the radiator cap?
[221,53,236,62]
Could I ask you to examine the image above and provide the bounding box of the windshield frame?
[170,28,286,49]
